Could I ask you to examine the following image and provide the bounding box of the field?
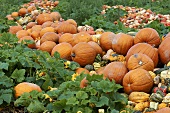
[0,0,170,113]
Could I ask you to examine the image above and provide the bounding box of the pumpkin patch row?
[5,0,170,112]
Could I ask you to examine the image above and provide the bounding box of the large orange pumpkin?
[51,42,72,60]
[112,33,134,55]
[50,12,61,21]
[59,33,74,45]
[40,32,59,44]
[9,26,23,34]
[18,8,27,17]
[127,53,154,71]
[16,30,30,39]
[99,32,116,51]
[14,82,42,98]
[134,28,161,47]
[42,21,54,28]
[39,41,56,53]
[31,25,43,32]
[71,42,97,67]
[158,37,170,64]
[123,68,153,94]
[36,13,53,25]
[66,19,77,27]
[88,41,103,55]
[26,22,37,29]
[72,32,92,46]
[126,43,158,67]
[103,62,128,84]
[40,27,55,37]
[18,36,36,49]
[56,22,77,34]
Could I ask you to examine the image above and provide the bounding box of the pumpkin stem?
[71,53,76,57]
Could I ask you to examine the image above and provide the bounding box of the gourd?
[128,92,150,103]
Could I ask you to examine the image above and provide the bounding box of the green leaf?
[81,100,90,105]
[11,69,25,82]
[1,94,12,104]
[53,99,67,112]
[111,109,119,113]
[66,97,79,105]
[90,96,109,107]
[0,62,9,70]
[27,100,46,113]
[0,75,13,87]
[0,99,3,105]
[76,91,88,100]
[69,61,80,71]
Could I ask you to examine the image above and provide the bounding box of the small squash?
[76,68,90,74]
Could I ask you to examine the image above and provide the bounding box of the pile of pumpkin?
[6,0,170,113]
[101,5,170,28]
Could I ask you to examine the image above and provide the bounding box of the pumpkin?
[99,32,116,51]
[16,30,29,39]
[27,5,36,13]
[126,43,158,67]
[31,25,43,32]
[26,22,37,29]
[76,68,90,74]
[50,12,61,21]
[103,62,128,84]
[11,12,19,18]
[18,36,36,49]
[77,25,95,35]
[71,42,97,67]
[40,27,55,37]
[88,41,103,55]
[155,107,170,113]
[72,32,92,46]
[158,37,170,64]
[66,19,77,27]
[112,33,134,55]
[134,28,161,47]
[123,68,153,94]
[18,8,27,17]
[51,22,59,28]
[14,82,42,98]
[31,31,40,40]
[40,32,59,44]
[56,22,77,34]
[51,42,72,60]
[127,53,154,71]
[80,77,88,88]
[36,13,53,25]
[59,33,74,45]
[39,41,56,53]
[9,26,23,34]
[42,21,54,28]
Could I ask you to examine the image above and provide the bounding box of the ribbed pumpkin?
[16,30,29,39]
[11,12,19,18]
[72,32,92,46]
[127,53,154,71]
[36,13,53,25]
[51,42,72,60]
[27,5,36,13]
[18,36,36,49]
[99,32,116,51]
[14,82,42,98]
[103,62,128,84]
[18,8,27,17]
[40,27,55,37]
[39,41,56,53]
[59,33,74,45]
[9,26,23,34]
[42,21,54,28]
[31,31,40,40]
[123,68,153,94]
[56,22,77,34]
[50,12,61,21]
[40,32,59,44]
[66,19,77,27]
[134,28,161,47]
[26,22,36,29]
[112,33,134,55]
[31,25,42,32]
[126,43,158,67]
[76,68,89,74]
[158,37,170,64]
[88,41,103,55]
[71,42,97,67]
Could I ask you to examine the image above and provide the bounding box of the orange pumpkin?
[16,30,29,39]
[40,27,55,37]
[50,12,61,21]
[14,82,42,98]
[99,32,116,51]
[134,28,161,47]
[11,12,19,18]
[155,107,170,113]
[127,53,154,71]
[71,42,97,67]
[103,62,128,84]
[123,68,153,94]
[72,32,92,46]
[27,5,36,13]
[76,68,89,74]
[51,42,72,60]
[59,33,74,45]
[36,13,53,25]
[88,41,103,55]
[31,25,43,32]
[126,43,158,67]
[39,41,56,53]
[26,22,37,29]
[40,32,59,44]
[80,77,88,88]
[66,19,77,27]
[18,36,36,49]
[18,8,27,17]
[158,37,170,64]
[31,31,40,40]
[9,26,23,34]
[56,22,77,34]
[112,33,134,55]
[42,21,54,28]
